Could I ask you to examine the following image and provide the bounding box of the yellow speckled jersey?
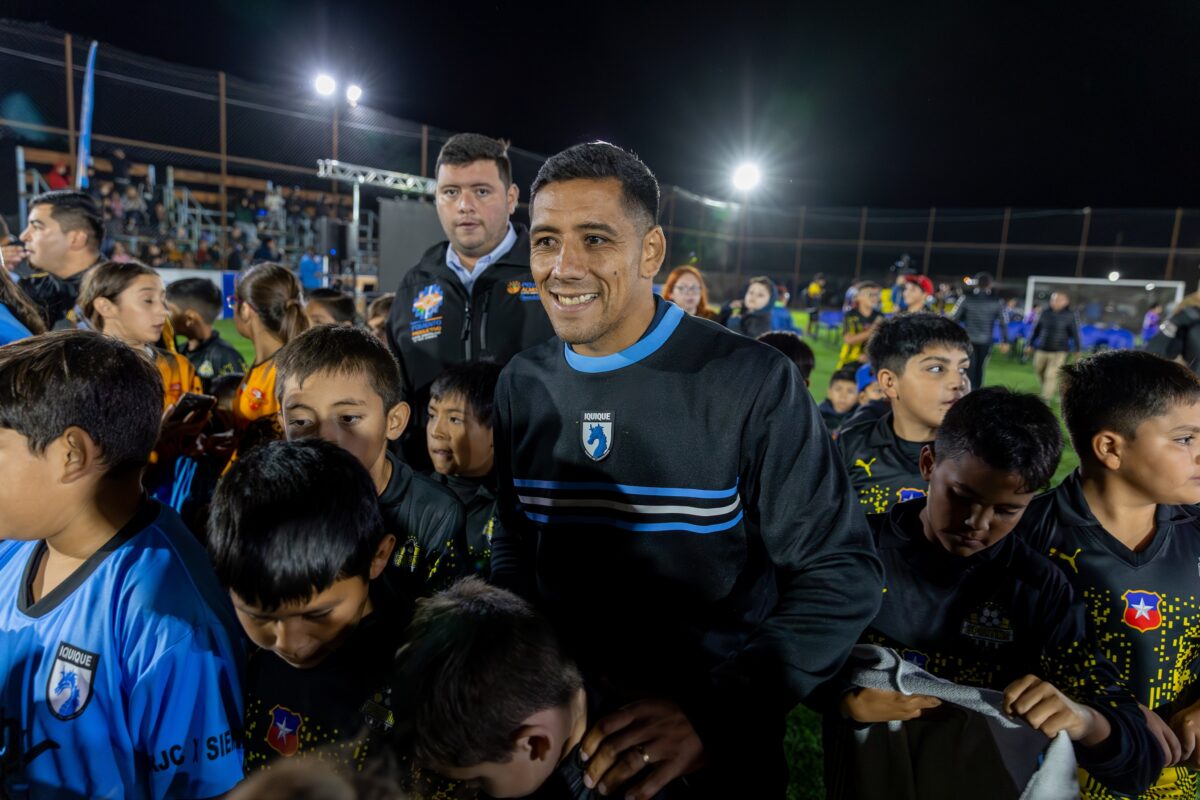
[1017,473,1200,800]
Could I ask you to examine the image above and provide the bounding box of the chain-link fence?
[2,19,1198,301]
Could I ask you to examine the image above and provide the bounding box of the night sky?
[8,1,1200,208]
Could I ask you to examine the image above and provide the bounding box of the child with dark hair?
[837,281,882,368]
[427,361,504,577]
[392,577,690,799]
[208,438,403,770]
[820,368,859,431]
[1015,351,1200,798]
[166,277,246,392]
[275,325,466,600]
[366,293,394,342]
[722,276,777,339]
[757,331,814,385]
[838,313,971,514]
[306,287,358,327]
[826,387,1161,798]
[0,331,245,798]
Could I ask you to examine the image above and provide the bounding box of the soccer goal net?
[1024,275,1185,333]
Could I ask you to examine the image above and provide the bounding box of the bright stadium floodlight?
[732,162,761,192]
[1108,271,1121,282]
[346,84,363,106]
[314,74,336,96]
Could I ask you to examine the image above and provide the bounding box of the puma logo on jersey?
[855,458,877,478]
[1050,546,1082,574]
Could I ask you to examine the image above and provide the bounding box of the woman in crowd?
[662,265,718,319]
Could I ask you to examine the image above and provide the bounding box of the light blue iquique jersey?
[0,501,246,799]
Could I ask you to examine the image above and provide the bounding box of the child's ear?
[93,296,119,322]
[369,534,396,580]
[386,401,411,441]
[512,724,554,764]
[57,426,104,484]
[919,444,936,481]
[876,368,899,399]
[1091,430,1124,471]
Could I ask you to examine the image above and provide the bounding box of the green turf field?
[215,313,1078,799]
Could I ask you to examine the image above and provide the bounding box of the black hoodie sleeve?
[490,365,537,599]
[683,356,884,762]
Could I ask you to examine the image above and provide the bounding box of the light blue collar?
[446,223,517,292]
[563,301,685,373]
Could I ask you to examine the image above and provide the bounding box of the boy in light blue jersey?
[0,330,245,800]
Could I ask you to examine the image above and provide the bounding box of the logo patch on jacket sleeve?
[47,642,99,720]
[581,412,614,461]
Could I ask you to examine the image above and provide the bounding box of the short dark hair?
[29,190,102,249]
[757,332,815,380]
[275,325,405,411]
[207,439,386,611]
[935,387,1062,493]
[0,330,161,476]
[1061,351,1200,460]
[867,312,971,374]
[210,372,244,402]
[856,281,881,292]
[429,361,503,428]
[436,133,512,187]
[830,368,857,386]
[166,277,223,324]
[391,577,583,770]
[530,142,660,230]
[305,288,357,325]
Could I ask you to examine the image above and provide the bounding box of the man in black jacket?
[1029,291,1079,401]
[951,272,1008,389]
[492,142,882,799]
[17,190,104,329]
[385,133,555,467]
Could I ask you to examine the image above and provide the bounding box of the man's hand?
[1168,699,1200,768]
[998,343,1011,354]
[1003,675,1110,746]
[1141,703,1182,766]
[579,698,704,799]
[840,687,941,723]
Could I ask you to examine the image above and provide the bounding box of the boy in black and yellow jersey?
[826,388,1162,799]
[275,325,466,603]
[427,361,504,578]
[208,439,406,771]
[837,281,882,368]
[837,313,970,514]
[1016,350,1200,800]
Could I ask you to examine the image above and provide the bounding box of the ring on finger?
[635,744,650,765]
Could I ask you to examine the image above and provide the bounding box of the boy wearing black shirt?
[838,313,970,514]
[819,368,859,432]
[828,388,1162,798]
[275,326,467,600]
[166,277,247,392]
[427,361,504,577]
[1015,351,1200,800]
[207,439,405,770]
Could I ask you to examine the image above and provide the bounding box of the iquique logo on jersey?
[581,411,614,461]
[47,641,99,720]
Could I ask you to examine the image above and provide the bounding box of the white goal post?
[1024,275,1185,331]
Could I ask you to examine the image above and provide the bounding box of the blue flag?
[74,41,98,191]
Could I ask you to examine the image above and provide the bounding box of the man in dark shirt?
[952,272,1009,389]
[385,133,555,469]
[493,142,881,797]
[1030,291,1080,402]
[17,191,103,329]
